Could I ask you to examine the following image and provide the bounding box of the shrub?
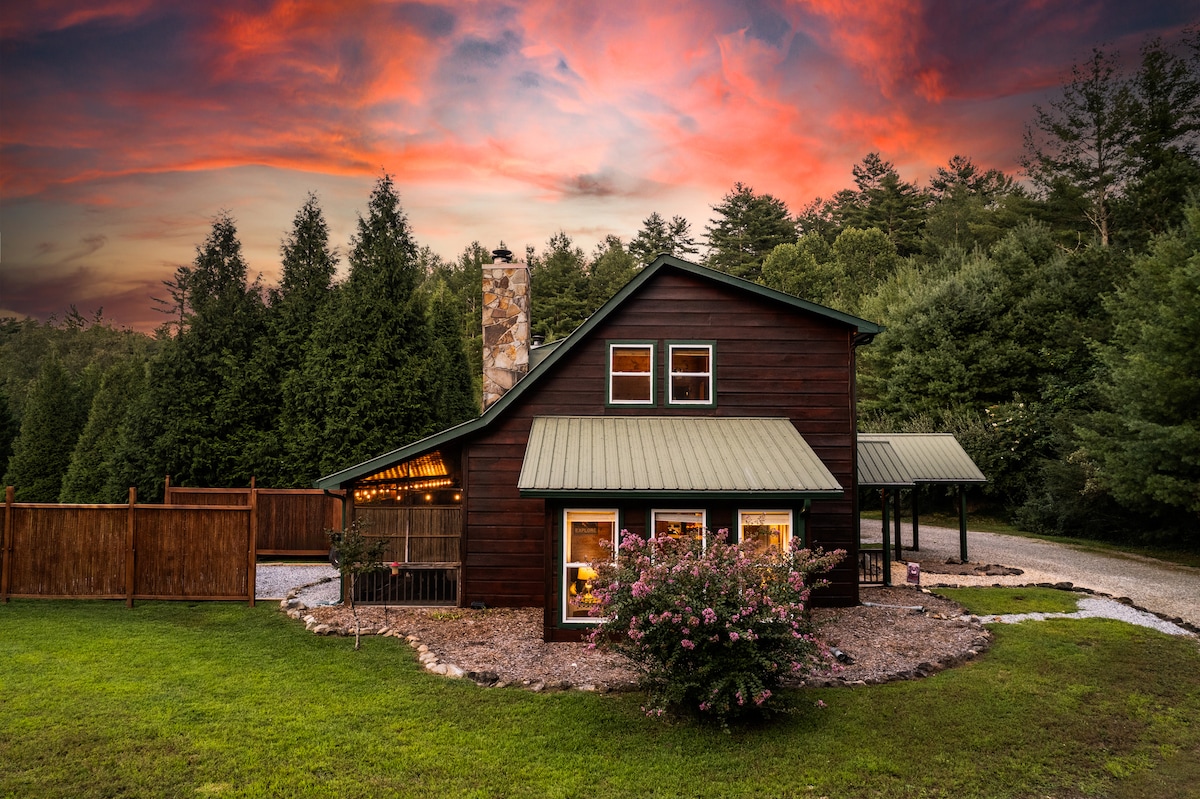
[589,530,844,726]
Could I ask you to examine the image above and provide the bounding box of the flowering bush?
[588,530,844,726]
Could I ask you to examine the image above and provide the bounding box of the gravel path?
[255,563,340,605]
[861,520,1200,627]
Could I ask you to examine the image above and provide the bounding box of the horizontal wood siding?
[464,268,861,612]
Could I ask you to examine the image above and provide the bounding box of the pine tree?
[60,358,146,502]
[629,213,699,266]
[530,231,589,341]
[703,183,796,280]
[586,235,638,313]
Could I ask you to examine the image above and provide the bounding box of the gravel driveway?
[861,520,1200,627]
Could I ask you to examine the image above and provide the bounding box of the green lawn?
[934,586,1082,615]
[2,600,1199,798]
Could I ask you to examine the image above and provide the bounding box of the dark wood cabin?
[316,254,882,641]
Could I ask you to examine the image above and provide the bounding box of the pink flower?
[680,639,695,650]
[728,631,740,642]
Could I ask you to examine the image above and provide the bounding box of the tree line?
[1,31,1196,545]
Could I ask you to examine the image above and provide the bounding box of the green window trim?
[606,341,657,407]
[666,341,716,407]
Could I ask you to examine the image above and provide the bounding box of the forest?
[2,33,1197,547]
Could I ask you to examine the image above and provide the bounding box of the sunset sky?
[2,1,1196,332]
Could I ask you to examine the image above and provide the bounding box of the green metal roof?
[857,433,987,484]
[315,255,882,490]
[518,416,844,500]
[857,439,914,487]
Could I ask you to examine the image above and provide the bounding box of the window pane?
[611,374,651,402]
[653,510,704,541]
[671,347,710,373]
[671,374,709,401]
[568,519,613,563]
[739,511,791,558]
[612,347,651,372]
[564,510,616,622]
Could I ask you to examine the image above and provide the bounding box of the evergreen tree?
[0,388,17,477]
[628,212,699,266]
[427,281,479,426]
[1076,202,1200,539]
[836,153,927,256]
[1022,47,1133,247]
[60,358,146,502]
[703,183,796,280]
[3,358,87,501]
[586,235,638,313]
[295,173,434,477]
[530,231,589,341]
[923,155,1019,254]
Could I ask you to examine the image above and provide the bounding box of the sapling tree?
[589,530,844,727]
[326,519,388,650]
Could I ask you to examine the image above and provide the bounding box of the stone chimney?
[481,248,530,410]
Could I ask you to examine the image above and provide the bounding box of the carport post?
[911,489,920,551]
[881,489,891,586]
[959,485,969,562]
[893,488,903,563]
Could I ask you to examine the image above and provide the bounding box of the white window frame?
[667,342,714,406]
[607,342,655,405]
[562,508,618,625]
[737,509,793,557]
[650,509,707,551]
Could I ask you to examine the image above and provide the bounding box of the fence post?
[163,474,171,503]
[2,486,13,604]
[127,487,137,608]
[247,485,257,607]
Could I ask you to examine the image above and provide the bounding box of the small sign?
[906,562,921,585]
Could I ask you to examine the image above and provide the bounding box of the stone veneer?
[481,259,530,410]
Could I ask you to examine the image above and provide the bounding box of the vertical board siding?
[133,507,250,599]
[1,497,253,604]
[6,505,127,597]
[167,487,343,555]
[463,269,862,610]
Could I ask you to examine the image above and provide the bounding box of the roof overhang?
[857,433,987,485]
[857,439,915,488]
[518,416,844,500]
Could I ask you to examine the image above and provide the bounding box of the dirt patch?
[294,585,989,691]
[910,558,1025,577]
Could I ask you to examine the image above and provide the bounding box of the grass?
[934,586,1082,615]
[3,600,1200,798]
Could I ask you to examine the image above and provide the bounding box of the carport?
[857,433,987,585]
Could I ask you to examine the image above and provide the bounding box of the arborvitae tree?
[586,235,638,313]
[297,173,435,477]
[1022,47,1133,247]
[1076,203,1200,541]
[628,212,699,266]
[427,280,479,426]
[268,194,339,485]
[426,241,489,401]
[3,358,87,501]
[703,183,796,280]
[530,231,589,341]
[60,358,146,502]
[148,211,267,487]
[0,388,17,477]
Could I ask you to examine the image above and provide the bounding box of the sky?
[1,1,1196,333]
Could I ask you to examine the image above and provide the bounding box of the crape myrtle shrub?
[588,530,844,726]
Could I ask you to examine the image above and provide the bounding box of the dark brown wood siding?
[461,268,862,610]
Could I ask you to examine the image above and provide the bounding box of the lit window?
[651,509,706,549]
[608,343,654,405]
[563,509,617,623]
[738,510,792,558]
[668,343,713,405]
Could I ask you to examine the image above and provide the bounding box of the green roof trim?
[518,416,844,499]
[858,433,987,484]
[315,256,882,490]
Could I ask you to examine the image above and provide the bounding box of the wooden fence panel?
[164,487,250,506]
[133,506,251,600]
[255,490,342,555]
[353,506,461,564]
[5,505,127,598]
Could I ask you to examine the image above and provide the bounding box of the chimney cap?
[491,248,513,263]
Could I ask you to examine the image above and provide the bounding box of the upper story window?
[668,343,714,406]
[608,342,655,405]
